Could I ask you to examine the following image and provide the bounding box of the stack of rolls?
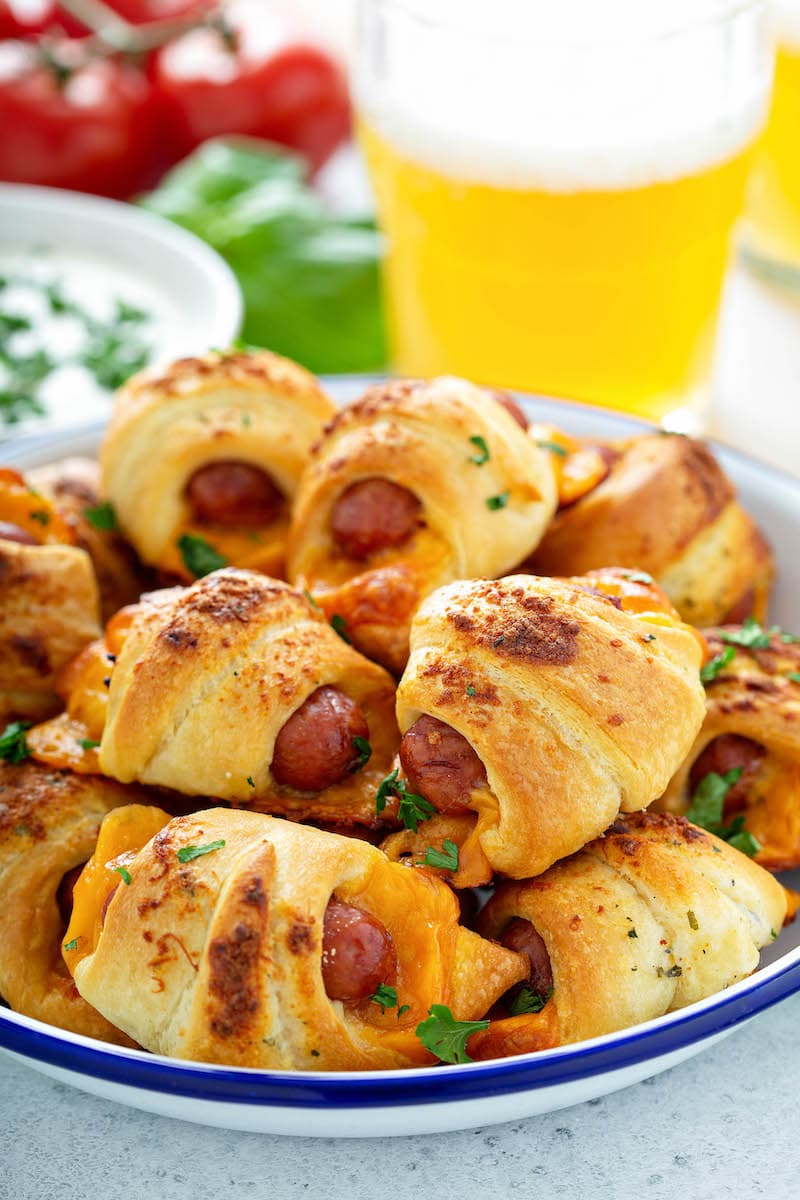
[0,347,792,1073]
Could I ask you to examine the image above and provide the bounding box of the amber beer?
[745,1,800,270]
[356,1,771,429]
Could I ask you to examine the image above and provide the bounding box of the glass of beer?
[355,0,772,430]
[743,1,800,279]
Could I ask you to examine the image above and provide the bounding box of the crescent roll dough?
[100,349,334,581]
[70,569,399,824]
[287,377,558,673]
[657,625,800,871]
[0,469,101,722]
[526,434,774,628]
[0,760,153,1043]
[470,811,787,1060]
[387,570,706,883]
[66,807,528,1069]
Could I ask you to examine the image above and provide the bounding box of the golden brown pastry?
[100,349,334,582]
[0,468,101,722]
[31,568,400,824]
[287,378,558,673]
[469,811,787,1060]
[381,570,706,885]
[28,456,149,621]
[657,624,800,871]
[64,807,528,1069]
[0,759,155,1043]
[525,433,773,628]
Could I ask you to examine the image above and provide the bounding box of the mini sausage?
[0,521,38,545]
[56,864,85,926]
[501,917,554,999]
[330,478,422,560]
[321,899,397,1002]
[493,390,529,430]
[689,733,766,812]
[271,685,370,792]
[186,460,284,528]
[399,714,487,815]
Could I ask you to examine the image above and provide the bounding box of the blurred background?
[0,0,798,474]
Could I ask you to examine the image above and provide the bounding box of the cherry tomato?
[0,39,162,197]
[152,0,351,172]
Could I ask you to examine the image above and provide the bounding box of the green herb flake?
[350,735,372,773]
[303,589,322,611]
[29,509,50,526]
[466,683,476,697]
[687,910,699,931]
[486,492,510,511]
[685,769,762,857]
[642,633,657,643]
[370,983,398,1013]
[63,938,78,952]
[397,1004,410,1019]
[0,721,32,764]
[536,440,568,458]
[467,435,490,465]
[79,738,100,751]
[700,644,735,684]
[83,501,118,532]
[627,928,638,939]
[424,839,459,871]
[656,965,683,979]
[787,673,800,684]
[177,533,227,579]
[719,618,794,651]
[330,613,351,644]
[246,776,255,788]
[113,865,132,886]
[508,986,553,1017]
[415,1004,488,1065]
[176,839,226,864]
[374,767,436,831]
[771,928,779,941]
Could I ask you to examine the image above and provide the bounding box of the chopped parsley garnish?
[486,492,510,511]
[330,613,351,644]
[642,633,657,643]
[79,738,100,751]
[719,618,798,651]
[508,986,553,1017]
[370,983,398,1013]
[424,839,459,871]
[535,440,568,457]
[29,509,50,525]
[657,965,683,979]
[700,644,735,684]
[177,533,227,579]
[246,776,255,788]
[303,589,322,611]
[0,721,32,764]
[787,673,800,684]
[83,501,118,532]
[685,769,761,857]
[177,839,226,864]
[687,910,699,931]
[112,865,132,885]
[468,435,490,465]
[466,682,476,697]
[397,1004,410,1018]
[375,767,436,831]
[350,735,372,773]
[415,1004,488,1064]
[627,928,638,939]
[63,938,78,952]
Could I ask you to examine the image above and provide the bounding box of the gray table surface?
[2,991,799,1200]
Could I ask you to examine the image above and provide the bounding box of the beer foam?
[356,0,770,191]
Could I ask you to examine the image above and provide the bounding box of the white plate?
[0,184,242,437]
[1,381,799,1138]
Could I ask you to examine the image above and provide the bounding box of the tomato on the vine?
[0,39,162,196]
[152,0,351,172]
